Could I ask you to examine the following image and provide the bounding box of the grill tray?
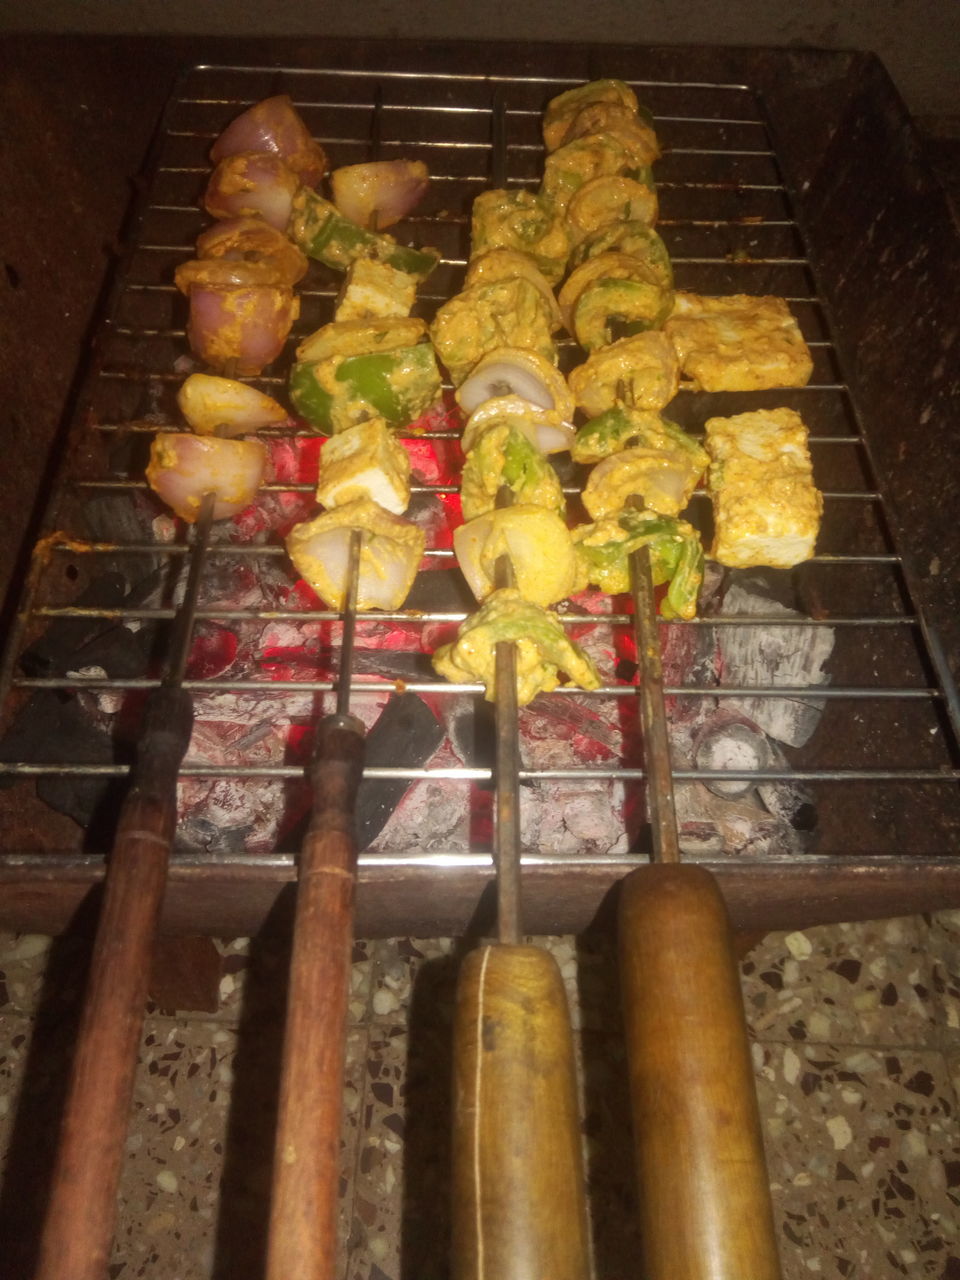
[2,49,960,937]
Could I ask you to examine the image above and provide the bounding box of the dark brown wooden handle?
[618,863,782,1280]
[451,944,591,1280]
[266,713,365,1280]
[34,791,176,1280]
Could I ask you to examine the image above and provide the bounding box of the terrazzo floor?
[1,913,959,1278]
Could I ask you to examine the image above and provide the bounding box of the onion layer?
[330,160,429,230]
[461,396,575,456]
[204,152,300,231]
[187,285,300,376]
[210,94,328,188]
[177,374,289,437]
[146,433,267,522]
[456,347,575,422]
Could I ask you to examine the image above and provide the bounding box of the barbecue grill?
[2,39,960,942]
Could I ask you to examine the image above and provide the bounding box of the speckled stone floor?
[2,915,960,1278]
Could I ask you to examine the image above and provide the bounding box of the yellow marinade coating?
[429,277,557,386]
[664,293,814,392]
[705,408,823,569]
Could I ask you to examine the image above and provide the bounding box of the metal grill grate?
[2,63,960,876]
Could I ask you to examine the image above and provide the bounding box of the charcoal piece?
[0,689,132,843]
[404,568,476,613]
[355,692,445,850]
[19,572,129,676]
[352,649,435,681]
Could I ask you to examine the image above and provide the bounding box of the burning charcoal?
[757,741,818,843]
[355,693,445,849]
[717,578,835,748]
[694,718,770,798]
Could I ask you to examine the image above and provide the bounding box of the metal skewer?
[451,490,590,1280]
[266,528,366,1280]
[34,491,216,1280]
[617,543,782,1280]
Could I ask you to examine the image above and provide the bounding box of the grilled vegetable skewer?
[451,496,591,1280]
[617,544,782,1280]
[34,493,216,1280]
[267,529,367,1280]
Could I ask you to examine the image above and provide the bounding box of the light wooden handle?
[618,863,781,1280]
[451,944,591,1280]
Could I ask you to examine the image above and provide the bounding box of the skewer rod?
[34,494,214,1280]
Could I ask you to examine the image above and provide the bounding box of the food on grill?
[542,78,641,152]
[335,258,418,321]
[569,220,672,285]
[331,159,430,230]
[470,188,570,285]
[559,252,670,335]
[296,316,428,363]
[290,335,441,435]
[203,151,301,231]
[582,442,706,520]
[464,249,563,331]
[461,396,575,457]
[177,373,289,437]
[430,277,557,387]
[289,189,440,280]
[460,422,566,520]
[209,93,328,188]
[572,507,704,619]
[571,267,673,351]
[561,100,660,164]
[542,134,653,215]
[456,348,574,420]
[432,588,601,704]
[567,331,680,416]
[195,216,309,286]
[572,406,708,469]
[146,432,267,522]
[286,498,426,611]
[704,408,823,568]
[665,293,814,392]
[183,280,300,377]
[565,175,658,245]
[453,505,578,607]
[314,418,412,514]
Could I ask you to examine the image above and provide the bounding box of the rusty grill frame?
[2,56,960,937]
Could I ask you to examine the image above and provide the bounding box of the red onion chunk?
[331,160,429,231]
[146,433,267,522]
[187,284,300,377]
[210,94,328,188]
[196,216,308,285]
[204,152,300,231]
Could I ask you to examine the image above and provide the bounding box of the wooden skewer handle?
[618,863,782,1280]
[33,793,178,1280]
[451,944,591,1280]
[34,685,193,1280]
[266,713,366,1280]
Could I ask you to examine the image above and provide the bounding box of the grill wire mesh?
[2,63,960,872]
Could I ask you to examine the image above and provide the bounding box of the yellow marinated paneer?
[664,293,814,392]
[705,408,823,568]
[335,258,418,322]
[315,418,411,514]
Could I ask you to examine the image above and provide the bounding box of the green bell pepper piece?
[573,276,674,351]
[288,189,440,281]
[573,508,704,619]
[290,341,442,435]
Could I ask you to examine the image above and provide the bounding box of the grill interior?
[2,62,960,927]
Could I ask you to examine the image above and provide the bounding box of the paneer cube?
[335,258,418,322]
[665,293,813,391]
[705,408,822,568]
[315,417,411,514]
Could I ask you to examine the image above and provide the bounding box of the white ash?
[520,779,630,859]
[717,581,834,748]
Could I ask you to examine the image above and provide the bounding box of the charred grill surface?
[1,56,960,937]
